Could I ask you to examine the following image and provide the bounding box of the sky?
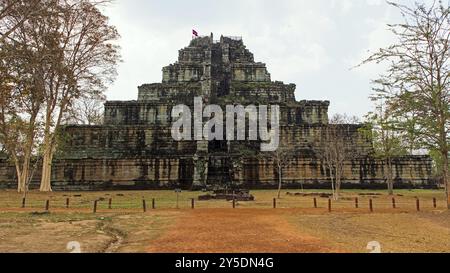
[101,0,435,119]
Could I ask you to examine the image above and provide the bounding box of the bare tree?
[1,0,119,193]
[0,12,46,192]
[362,100,407,195]
[271,146,294,199]
[360,1,450,208]
[35,0,120,192]
[63,95,105,125]
[0,0,43,43]
[321,114,359,200]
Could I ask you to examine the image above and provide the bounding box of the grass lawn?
[0,189,446,210]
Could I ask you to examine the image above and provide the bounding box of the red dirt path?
[146,209,343,253]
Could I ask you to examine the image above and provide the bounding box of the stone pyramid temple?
[0,34,434,190]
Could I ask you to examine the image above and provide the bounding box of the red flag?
[192,29,198,37]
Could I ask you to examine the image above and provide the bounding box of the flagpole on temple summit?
[192,29,199,39]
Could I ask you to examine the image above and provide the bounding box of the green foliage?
[429,149,450,177]
[362,104,408,161]
[360,1,450,197]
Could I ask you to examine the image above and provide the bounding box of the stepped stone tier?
[0,34,434,190]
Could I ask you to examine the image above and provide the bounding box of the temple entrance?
[207,156,231,187]
[178,158,194,189]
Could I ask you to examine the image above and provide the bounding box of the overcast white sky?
[102,0,435,118]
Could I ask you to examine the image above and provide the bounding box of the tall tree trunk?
[14,158,33,193]
[17,176,25,193]
[40,97,68,192]
[335,166,341,201]
[387,180,393,196]
[329,167,336,200]
[335,181,340,201]
[39,135,53,192]
[443,150,449,209]
[277,165,282,199]
[10,113,38,193]
[386,158,394,196]
[19,166,28,192]
[15,164,26,193]
[12,145,33,193]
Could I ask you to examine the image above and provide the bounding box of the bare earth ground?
[146,209,341,253]
[0,209,448,253]
[0,190,448,253]
[285,211,450,253]
[0,211,181,253]
[146,209,450,253]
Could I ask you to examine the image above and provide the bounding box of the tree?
[321,114,359,200]
[34,0,120,192]
[271,146,294,199]
[63,95,105,125]
[0,0,43,43]
[429,148,448,182]
[1,1,120,192]
[0,5,46,193]
[362,101,407,195]
[360,1,450,208]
